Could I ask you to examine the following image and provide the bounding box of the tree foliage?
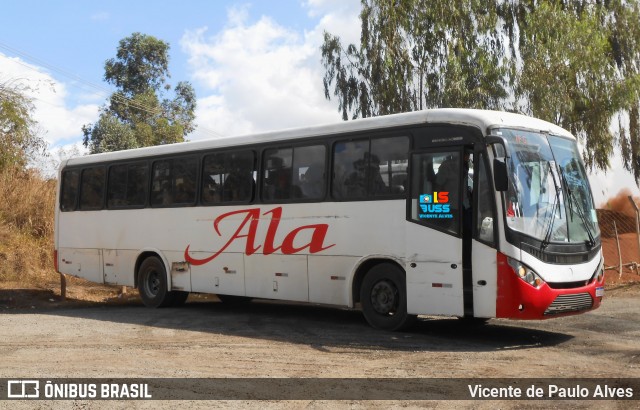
[83,33,197,154]
[322,0,640,182]
[0,80,47,171]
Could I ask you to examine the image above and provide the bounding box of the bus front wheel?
[138,256,174,308]
[360,263,416,331]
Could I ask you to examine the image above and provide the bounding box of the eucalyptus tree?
[322,0,640,182]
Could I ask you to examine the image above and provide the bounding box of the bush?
[0,167,57,285]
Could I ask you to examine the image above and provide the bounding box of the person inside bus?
[301,163,325,199]
[160,180,172,205]
[223,162,254,202]
[344,153,385,197]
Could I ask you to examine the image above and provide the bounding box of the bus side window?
[263,146,325,202]
[293,145,326,200]
[262,148,293,201]
[476,153,495,244]
[222,151,255,202]
[202,151,255,204]
[151,160,172,206]
[108,163,149,208]
[108,165,128,208]
[332,137,409,199]
[332,140,368,199]
[173,157,198,205]
[127,163,148,206]
[60,169,80,211]
[79,166,106,211]
[371,136,409,196]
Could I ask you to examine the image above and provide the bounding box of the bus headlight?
[592,257,605,284]
[508,257,544,288]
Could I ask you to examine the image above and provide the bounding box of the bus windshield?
[498,128,600,246]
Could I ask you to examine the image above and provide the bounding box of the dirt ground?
[602,233,640,283]
[0,273,639,409]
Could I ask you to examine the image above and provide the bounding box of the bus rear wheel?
[360,263,416,331]
[138,256,174,308]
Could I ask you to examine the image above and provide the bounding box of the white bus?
[54,109,604,330]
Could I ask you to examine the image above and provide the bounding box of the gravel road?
[1,284,639,408]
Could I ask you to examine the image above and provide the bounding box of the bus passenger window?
[293,145,325,200]
[127,163,148,206]
[332,136,409,199]
[263,149,294,200]
[332,140,368,199]
[107,165,128,207]
[173,157,197,204]
[60,170,80,211]
[371,136,409,196]
[202,151,255,204]
[79,166,105,210]
[151,160,172,206]
[150,158,197,206]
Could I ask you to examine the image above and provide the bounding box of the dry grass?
[0,167,58,287]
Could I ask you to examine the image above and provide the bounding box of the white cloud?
[304,0,361,46]
[180,1,361,139]
[0,53,100,148]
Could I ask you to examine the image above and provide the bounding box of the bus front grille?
[544,293,593,315]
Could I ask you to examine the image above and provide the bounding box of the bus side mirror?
[493,158,508,191]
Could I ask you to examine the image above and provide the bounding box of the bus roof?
[64,108,573,167]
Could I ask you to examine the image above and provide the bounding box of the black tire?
[216,294,252,305]
[137,256,173,308]
[360,263,416,331]
[171,291,190,307]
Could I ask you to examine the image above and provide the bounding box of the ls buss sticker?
[419,192,452,219]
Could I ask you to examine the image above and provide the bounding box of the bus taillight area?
[496,252,604,320]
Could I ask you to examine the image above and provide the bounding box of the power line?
[0,41,226,138]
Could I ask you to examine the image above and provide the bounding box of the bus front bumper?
[496,253,604,320]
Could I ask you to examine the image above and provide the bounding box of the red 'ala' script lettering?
[184,207,335,266]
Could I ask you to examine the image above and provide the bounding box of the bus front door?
[406,149,464,317]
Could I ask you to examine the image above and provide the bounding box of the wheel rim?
[370,279,399,316]
[144,269,161,297]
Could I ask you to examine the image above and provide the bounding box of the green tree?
[0,80,47,170]
[83,33,197,154]
[322,0,640,182]
[500,0,640,176]
[321,0,508,120]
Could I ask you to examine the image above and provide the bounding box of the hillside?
[0,167,57,286]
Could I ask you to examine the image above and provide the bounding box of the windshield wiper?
[559,168,595,248]
[540,162,562,251]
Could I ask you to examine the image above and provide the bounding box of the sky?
[0,0,638,204]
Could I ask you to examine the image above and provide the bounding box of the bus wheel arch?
[135,252,175,308]
[352,258,403,305]
[134,251,168,288]
[355,259,416,331]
